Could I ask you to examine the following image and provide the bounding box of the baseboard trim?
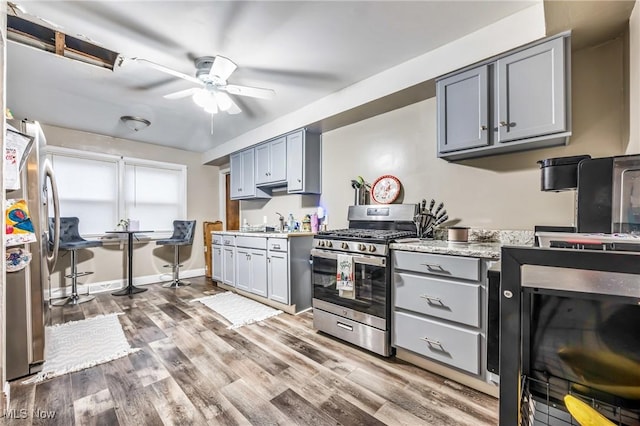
[47,268,205,299]
[395,347,499,398]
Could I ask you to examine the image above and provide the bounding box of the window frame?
[47,146,187,239]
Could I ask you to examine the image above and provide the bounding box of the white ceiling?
[8,1,543,153]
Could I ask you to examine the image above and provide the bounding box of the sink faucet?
[275,212,285,232]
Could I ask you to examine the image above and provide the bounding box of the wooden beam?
[54,31,64,56]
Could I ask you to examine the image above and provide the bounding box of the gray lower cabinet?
[268,240,289,304]
[235,237,268,297]
[235,247,252,291]
[211,244,222,282]
[212,233,313,312]
[222,246,235,286]
[437,34,570,161]
[392,250,487,377]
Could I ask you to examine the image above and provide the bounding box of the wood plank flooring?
[7,277,498,425]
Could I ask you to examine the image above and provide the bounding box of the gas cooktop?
[316,228,416,242]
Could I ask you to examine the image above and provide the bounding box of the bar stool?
[51,217,102,306]
[156,220,196,288]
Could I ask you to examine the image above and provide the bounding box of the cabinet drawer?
[393,311,480,375]
[393,251,480,281]
[236,236,267,250]
[212,234,223,245]
[222,236,236,246]
[268,238,287,252]
[394,272,480,327]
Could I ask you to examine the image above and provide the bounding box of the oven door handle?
[310,249,386,267]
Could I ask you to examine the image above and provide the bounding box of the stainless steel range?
[311,204,417,356]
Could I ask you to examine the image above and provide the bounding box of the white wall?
[42,125,220,289]
[241,37,628,230]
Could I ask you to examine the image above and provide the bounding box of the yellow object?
[5,108,13,119]
[564,395,615,426]
[558,348,640,399]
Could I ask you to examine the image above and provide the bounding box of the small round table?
[105,230,154,296]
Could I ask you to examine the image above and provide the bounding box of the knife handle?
[428,199,435,213]
[435,214,448,226]
[434,202,444,216]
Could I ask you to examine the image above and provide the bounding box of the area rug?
[24,313,140,384]
[193,292,283,329]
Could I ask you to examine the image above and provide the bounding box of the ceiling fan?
[129,55,276,115]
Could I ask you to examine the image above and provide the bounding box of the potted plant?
[117,219,130,231]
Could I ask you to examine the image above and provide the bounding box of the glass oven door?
[500,247,640,426]
[311,248,388,319]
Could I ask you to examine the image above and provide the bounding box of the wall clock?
[371,175,401,204]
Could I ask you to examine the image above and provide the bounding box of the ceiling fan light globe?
[204,103,218,114]
[192,90,210,107]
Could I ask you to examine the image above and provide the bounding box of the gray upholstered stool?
[156,220,196,288]
[51,217,102,306]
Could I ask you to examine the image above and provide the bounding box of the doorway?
[224,172,239,230]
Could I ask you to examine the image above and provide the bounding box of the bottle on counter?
[311,213,319,233]
[302,214,312,232]
[287,214,295,232]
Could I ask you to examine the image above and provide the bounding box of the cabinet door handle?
[480,125,487,131]
[336,322,353,332]
[420,263,445,273]
[272,244,280,249]
[421,337,443,347]
[420,295,442,303]
[297,178,301,182]
[238,188,243,192]
[499,121,509,127]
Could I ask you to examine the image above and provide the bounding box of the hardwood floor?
[8,278,499,425]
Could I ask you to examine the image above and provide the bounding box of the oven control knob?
[326,241,333,248]
[358,244,366,251]
[368,245,376,253]
[341,242,349,249]
[318,240,325,247]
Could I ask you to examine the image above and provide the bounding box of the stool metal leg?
[52,250,95,306]
[162,245,190,288]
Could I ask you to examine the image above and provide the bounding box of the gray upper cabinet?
[230,128,321,199]
[437,65,490,153]
[256,137,287,185]
[286,129,321,194]
[230,149,270,200]
[437,34,570,161]
[496,37,567,143]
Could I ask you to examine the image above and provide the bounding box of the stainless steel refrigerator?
[5,120,60,380]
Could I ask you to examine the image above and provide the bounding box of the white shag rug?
[193,292,283,329]
[24,313,140,384]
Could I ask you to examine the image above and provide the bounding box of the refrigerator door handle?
[44,159,60,271]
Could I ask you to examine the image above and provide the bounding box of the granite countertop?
[213,231,315,238]
[390,229,535,260]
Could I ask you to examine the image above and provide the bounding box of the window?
[48,147,187,236]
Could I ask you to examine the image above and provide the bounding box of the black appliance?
[577,157,613,233]
[500,243,640,425]
[311,204,417,357]
[539,154,640,234]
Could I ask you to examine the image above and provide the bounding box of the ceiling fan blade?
[130,58,202,86]
[209,55,238,81]
[163,87,199,99]
[223,84,275,99]
[227,96,242,115]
